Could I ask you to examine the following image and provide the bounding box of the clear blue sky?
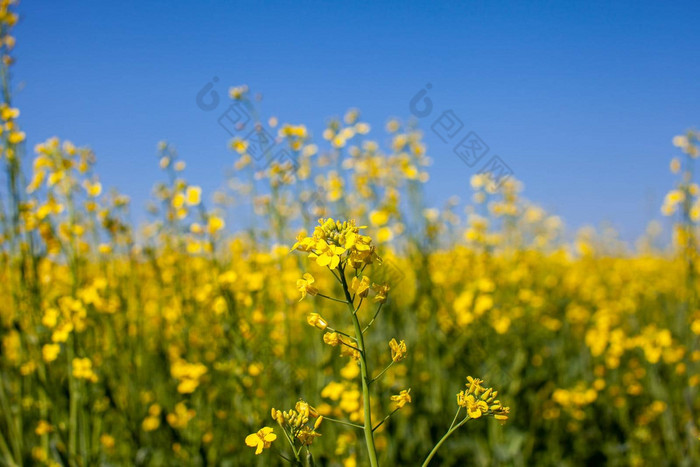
[13,1,700,240]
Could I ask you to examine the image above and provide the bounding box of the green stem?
[305,446,315,467]
[0,378,21,465]
[339,340,362,353]
[322,416,364,430]
[372,407,400,432]
[354,297,364,314]
[421,410,469,467]
[279,425,302,466]
[327,327,356,342]
[316,293,348,305]
[0,419,17,467]
[328,268,343,284]
[371,360,395,384]
[67,343,79,467]
[340,265,379,467]
[362,303,384,334]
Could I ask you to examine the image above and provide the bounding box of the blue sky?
[13,1,700,240]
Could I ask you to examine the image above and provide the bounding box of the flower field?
[1,2,700,466]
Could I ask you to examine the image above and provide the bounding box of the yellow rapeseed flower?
[185,185,201,206]
[350,275,371,298]
[207,215,225,234]
[42,343,60,363]
[35,420,53,435]
[297,273,319,300]
[464,394,488,419]
[391,389,412,408]
[245,427,276,455]
[72,358,98,382]
[323,332,341,346]
[389,338,407,362]
[307,312,328,330]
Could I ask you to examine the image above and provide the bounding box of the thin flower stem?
[339,340,362,353]
[354,297,364,315]
[362,303,384,333]
[421,412,470,467]
[372,407,400,432]
[447,406,462,432]
[0,380,20,465]
[316,293,349,304]
[327,327,357,341]
[280,427,295,450]
[67,340,79,465]
[279,424,301,465]
[276,450,292,463]
[306,446,316,467]
[371,360,395,384]
[0,428,16,467]
[322,416,364,430]
[328,268,343,284]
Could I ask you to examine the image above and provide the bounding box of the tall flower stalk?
[338,264,380,466]
[290,218,386,466]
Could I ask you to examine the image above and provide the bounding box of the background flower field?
[1,2,700,466]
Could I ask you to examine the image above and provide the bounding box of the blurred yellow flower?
[185,185,201,205]
[42,343,60,363]
[35,420,53,435]
[207,215,225,234]
[389,338,407,362]
[391,389,412,408]
[297,273,319,300]
[72,358,98,382]
[307,312,328,330]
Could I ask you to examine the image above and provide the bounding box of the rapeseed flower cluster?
[246,219,508,465]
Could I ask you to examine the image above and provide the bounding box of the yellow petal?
[245,434,259,448]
